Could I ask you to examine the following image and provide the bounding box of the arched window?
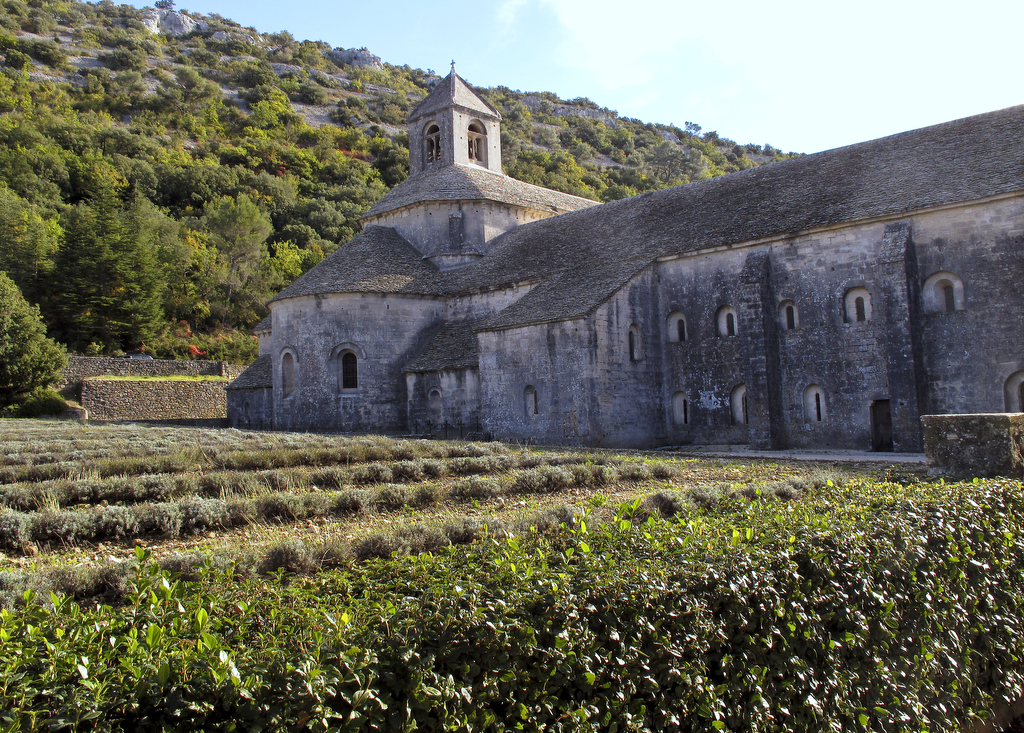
[672,391,689,425]
[778,300,798,331]
[467,121,486,165]
[281,351,296,398]
[730,384,748,425]
[428,388,442,422]
[524,385,538,417]
[627,324,643,361]
[922,271,965,314]
[716,306,738,337]
[340,351,358,390]
[666,311,687,343]
[803,384,826,423]
[424,122,441,167]
[1004,371,1024,412]
[844,288,872,323]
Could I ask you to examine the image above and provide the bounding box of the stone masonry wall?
[62,356,245,396]
[80,380,229,421]
[922,413,1024,478]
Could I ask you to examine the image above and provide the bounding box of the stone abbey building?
[228,69,1024,451]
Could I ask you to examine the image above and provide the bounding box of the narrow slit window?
[672,392,688,425]
[726,312,736,337]
[627,325,642,361]
[803,385,826,424]
[677,319,686,342]
[923,272,964,314]
[341,352,358,389]
[524,385,538,417]
[844,288,872,323]
[786,305,796,330]
[730,384,747,425]
[281,352,295,398]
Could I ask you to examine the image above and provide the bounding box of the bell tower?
[407,63,503,176]
[358,65,596,271]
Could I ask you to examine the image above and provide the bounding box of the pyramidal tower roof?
[408,63,501,122]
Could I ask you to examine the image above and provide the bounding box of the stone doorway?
[871,400,893,452]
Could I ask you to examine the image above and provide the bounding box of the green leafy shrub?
[6,388,67,417]
[3,48,30,69]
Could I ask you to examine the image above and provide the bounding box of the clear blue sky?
[137,0,1023,154]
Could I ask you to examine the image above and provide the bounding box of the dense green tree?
[202,193,272,315]
[106,194,166,349]
[0,186,60,303]
[0,271,67,406]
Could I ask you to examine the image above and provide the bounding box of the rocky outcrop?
[211,30,259,45]
[521,95,620,129]
[327,47,383,69]
[141,10,208,37]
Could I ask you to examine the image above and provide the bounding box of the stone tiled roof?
[270,226,448,302]
[226,354,272,390]
[408,70,500,122]
[275,105,1024,335]
[403,319,482,373]
[253,315,272,333]
[362,163,599,220]
[470,104,1024,330]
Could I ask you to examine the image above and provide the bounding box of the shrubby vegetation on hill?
[0,0,793,364]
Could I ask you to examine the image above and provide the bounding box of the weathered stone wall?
[405,369,480,436]
[227,387,273,430]
[912,196,1024,414]
[367,201,551,263]
[80,380,229,421]
[269,292,445,433]
[478,318,598,446]
[62,356,244,389]
[922,413,1024,478]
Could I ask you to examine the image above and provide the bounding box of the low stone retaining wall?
[80,380,229,421]
[61,356,246,398]
[921,413,1024,478]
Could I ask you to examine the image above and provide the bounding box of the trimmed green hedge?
[3,479,1024,731]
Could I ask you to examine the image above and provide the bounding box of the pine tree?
[106,195,165,350]
[53,202,111,352]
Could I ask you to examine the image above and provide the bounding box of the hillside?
[0,0,796,362]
